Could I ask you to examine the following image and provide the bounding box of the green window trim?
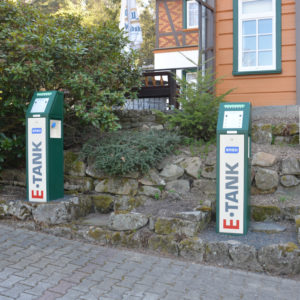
[233,0,282,76]
[183,0,198,29]
[182,68,197,79]
[183,0,187,29]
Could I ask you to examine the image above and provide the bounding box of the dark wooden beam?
[163,0,180,46]
[156,0,160,48]
[158,30,198,37]
[195,0,214,12]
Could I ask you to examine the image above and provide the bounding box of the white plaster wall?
[154,50,198,71]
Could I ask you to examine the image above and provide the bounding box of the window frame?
[187,0,198,29]
[183,0,199,29]
[233,0,282,75]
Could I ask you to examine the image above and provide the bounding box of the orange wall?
[157,0,198,49]
[215,0,296,106]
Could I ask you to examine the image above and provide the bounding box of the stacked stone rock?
[63,150,212,236]
[252,152,300,193]
[252,123,299,145]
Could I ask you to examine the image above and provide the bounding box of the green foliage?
[0,0,141,169]
[137,0,155,66]
[0,133,25,169]
[81,130,181,176]
[167,65,233,141]
[22,0,121,24]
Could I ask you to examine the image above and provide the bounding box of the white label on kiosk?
[219,134,244,234]
[50,120,61,139]
[28,118,47,202]
[30,98,50,113]
[223,111,243,129]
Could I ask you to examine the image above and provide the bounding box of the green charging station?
[26,91,64,202]
[216,102,251,235]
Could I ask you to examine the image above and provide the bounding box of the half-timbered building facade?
[154,0,299,106]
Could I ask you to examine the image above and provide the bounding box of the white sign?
[28,118,47,202]
[30,98,49,113]
[223,111,244,129]
[119,0,143,50]
[219,134,244,234]
[50,120,61,139]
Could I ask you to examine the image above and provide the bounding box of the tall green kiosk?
[26,91,64,202]
[216,103,251,235]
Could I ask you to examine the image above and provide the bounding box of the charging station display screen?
[223,111,244,129]
[30,98,50,113]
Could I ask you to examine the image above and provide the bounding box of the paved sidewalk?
[0,224,299,300]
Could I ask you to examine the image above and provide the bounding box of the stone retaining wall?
[1,146,300,221]
[115,108,300,146]
[1,205,300,276]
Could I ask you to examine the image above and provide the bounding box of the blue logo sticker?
[225,147,239,154]
[32,128,42,134]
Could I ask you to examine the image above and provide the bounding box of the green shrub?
[0,0,141,170]
[164,65,233,141]
[81,130,181,176]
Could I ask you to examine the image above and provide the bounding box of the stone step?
[250,222,287,234]
[153,211,211,237]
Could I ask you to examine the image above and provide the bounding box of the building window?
[131,11,136,20]
[183,68,197,84]
[186,0,198,28]
[233,0,281,75]
[186,72,197,84]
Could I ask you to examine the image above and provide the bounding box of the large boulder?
[139,169,165,186]
[85,164,106,179]
[201,165,216,179]
[64,151,86,177]
[273,123,299,136]
[154,216,203,237]
[281,157,300,175]
[138,186,161,199]
[193,179,216,195]
[255,168,279,192]
[7,200,33,221]
[228,243,263,272]
[32,197,91,225]
[64,176,94,192]
[258,243,300,275]
[108,212,148,231]
[204,241,233,266]
[179,238,205,262]
[160,164,184,181]
[0,202,9,218]
[280,175,300,187]
[252,126,272,144]
[205,152,217,166]
[148,234,178,255]
[91,194,114,213]
[94,178,138,196]
[252,152,277,167]
[165,180,190,195]
[180,157,201,179]
[251,205,281,221]
[114,196,145,212]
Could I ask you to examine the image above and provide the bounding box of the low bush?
[81,130,181,176]
[155,63,233,141]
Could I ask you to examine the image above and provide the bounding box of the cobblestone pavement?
[0,224,299,300]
